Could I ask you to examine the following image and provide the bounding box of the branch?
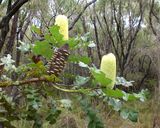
[103,12,121,66]
[7,0,12,14]
[0,77,47,87]
[149,0,157,36]
[0,0,29,53]
[7,0,29,20]
[0,0,29,29]
[124,1,143,63]
[0,77,93,93]
[69,0,97,30]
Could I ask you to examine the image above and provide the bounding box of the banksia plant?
[55,15,68,40]
[47,44,70,76]
[47,15,70,76]
[100,53,116,89]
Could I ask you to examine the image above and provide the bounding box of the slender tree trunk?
[0,17,10,53]
[0,0,29,53]
[81,17,94,63]
[16,16,30,66]
[4,11,19,54]
[153,53,160,128]
[92,17,101,63]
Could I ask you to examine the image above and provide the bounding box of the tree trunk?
[16,15,31,66]
[81,17,94,63]
[0,0,29,53]
[92,17,101,63]
[153,53,160,128]
[4,11,19,54]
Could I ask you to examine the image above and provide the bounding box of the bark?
[153,53,160,128]
[92,17,101,62]
[4,11,19,54]
[16,13,31,66]
[149,1,160,127]
[0,0,29,53]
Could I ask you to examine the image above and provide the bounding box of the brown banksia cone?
[47,44,70,76]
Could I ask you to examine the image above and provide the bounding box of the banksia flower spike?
[100,53,116,89]
[55,15,68,40]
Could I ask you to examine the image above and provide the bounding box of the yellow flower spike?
[55,15,68,40]
[100,53,116,89]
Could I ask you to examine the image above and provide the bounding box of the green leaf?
[91,68,112,86]
[74,75,90,86]
[66,38,79,49]
[32,41,53,59]
[120,108,138,122]
[127,94,138,101]
[120,109,129,119]
[31,25,41,35]
[68,55,91,64]
[46,107,61,124]
[44,33,54,44]
[133,89,148,102]
[104,89,144,101]
[49,25,64,45]
[104,89,124,98]
[108,98,122,111]
[44,74,60,82]
[80,98,104,128]
[128,110,138,122]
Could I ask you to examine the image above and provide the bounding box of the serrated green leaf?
[104,89,124,98]
[120,108,138,122]
[44,33,54,43]
[32,41,52,59]
[91,68,112,86]
[128,110,138,122]
[68,55,91,64]
[49,25,64,45]
[66,38,79,49]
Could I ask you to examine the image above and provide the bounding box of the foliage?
[0,91,18,128]
[80,98,104,128]
[0,24,149,128]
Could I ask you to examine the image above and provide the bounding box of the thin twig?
[69,0,97,30]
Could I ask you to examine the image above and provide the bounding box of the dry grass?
[11,98,158,128]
